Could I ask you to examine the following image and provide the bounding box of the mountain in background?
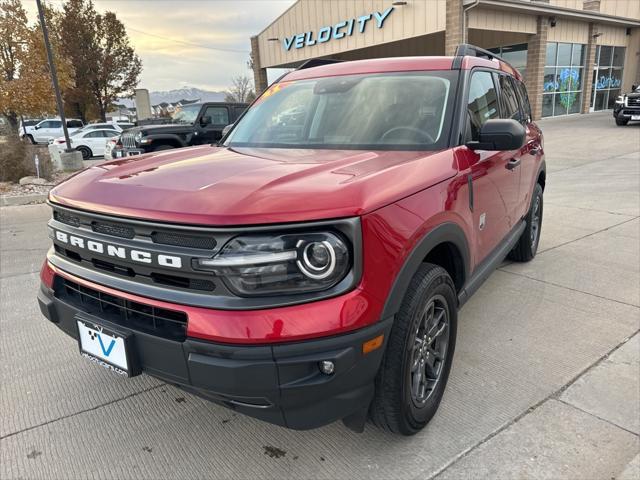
[118,87,226,107]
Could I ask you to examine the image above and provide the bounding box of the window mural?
[590,46,625,111]
[542,43,585,117]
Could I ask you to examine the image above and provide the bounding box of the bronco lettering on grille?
[54,230,183,269]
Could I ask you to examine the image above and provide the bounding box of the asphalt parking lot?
[1,112,638,479]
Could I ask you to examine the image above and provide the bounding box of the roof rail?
[297,58,343,70]
[453,43,513,70]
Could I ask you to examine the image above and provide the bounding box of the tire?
[76,146,92,160]
[615,117,629,126]
[25,134,35,144]
[370,263,457,435]
[509,182,543,262]
[151,144,174,152]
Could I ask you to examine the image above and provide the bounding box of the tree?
[0,0,72,132]
[224,75,256,103]
[60,0,141,121]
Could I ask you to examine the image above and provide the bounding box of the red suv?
[38,45,545,435]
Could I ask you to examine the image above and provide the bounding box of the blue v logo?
[97,335,116,357]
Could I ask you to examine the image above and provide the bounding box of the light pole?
[35,0,72,152]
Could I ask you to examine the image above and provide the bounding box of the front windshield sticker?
[253,81,294,105]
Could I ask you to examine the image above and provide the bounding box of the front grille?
[54,210,80,227]
[627,97,640,107]
[121,132,137,149]
[152,231,216,250]
[92,221,135,239]
[55,277,188,341]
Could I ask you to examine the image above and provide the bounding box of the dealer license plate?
[631,115,640,121]
[77,319,130,376]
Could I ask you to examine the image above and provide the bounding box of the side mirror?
[34,125,40,130]
[200,115,212,126]
[221,124,234,137]
[633,84,638,91]
[466,119,526,151]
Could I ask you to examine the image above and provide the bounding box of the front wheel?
[76,146,92,160]
[509,182,543,262]
[615,117,629,126]
[370,263,457,435]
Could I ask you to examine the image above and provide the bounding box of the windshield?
[225,71,455,150]
[170,104,201,124]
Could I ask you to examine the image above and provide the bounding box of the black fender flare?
[380,222,470,319]
[146,134,187,148]
[536,160,547,189]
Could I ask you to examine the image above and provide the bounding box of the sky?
[24,0,296,92]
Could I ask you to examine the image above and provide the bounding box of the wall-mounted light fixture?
[392,1,408,5]
[549,16,557,27]
[592,32,603,38]
[267,37,279,42]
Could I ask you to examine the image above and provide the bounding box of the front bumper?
[614,106,640,120]
[38,280,392,430]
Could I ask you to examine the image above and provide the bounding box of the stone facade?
[525,16,549,120]
[445,0,463,56]
[581,23,598,113]
[250,36,269,95]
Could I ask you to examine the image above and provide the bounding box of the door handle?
[506,158,521,170]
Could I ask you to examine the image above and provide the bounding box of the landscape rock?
[18,176,49,186]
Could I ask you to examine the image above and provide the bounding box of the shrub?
[0,136,54,182]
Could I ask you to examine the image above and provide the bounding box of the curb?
[1,194,48,207]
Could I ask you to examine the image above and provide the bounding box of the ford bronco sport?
[38,44,545,435]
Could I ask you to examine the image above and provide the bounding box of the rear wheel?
[370,263,457,435]
[76,146,92,160]
[615,117,629,126]
[509,182,543,262]
[24,134,35,144]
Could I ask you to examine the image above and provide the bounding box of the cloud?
[25,0,295,91]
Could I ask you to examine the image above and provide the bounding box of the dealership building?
[251,0,640,120]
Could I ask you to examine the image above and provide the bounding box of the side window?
[38,121,51,128]
[103,130,119,137]
[516,80,532,123]
[85,131,104,138]
[233,106,246,120]
[498,74,521,121]
[44,120,62,129]
[203,107,229,125]
[467,71,499,141]
[67,120,83,128]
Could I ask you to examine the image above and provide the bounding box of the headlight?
[134,131,143,143]
[615,95,624,105]
[194,232,350,296]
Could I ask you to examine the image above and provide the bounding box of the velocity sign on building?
[250,0,639,120]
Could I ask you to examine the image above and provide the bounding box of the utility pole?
[36,0,72,152]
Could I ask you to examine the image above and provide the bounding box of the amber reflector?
[362,334,384,354]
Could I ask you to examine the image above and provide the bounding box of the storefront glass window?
[488,44,528,79]
[591,46,625,111]
[542,42,585,117]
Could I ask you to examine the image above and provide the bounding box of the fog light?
[318,360,335,375]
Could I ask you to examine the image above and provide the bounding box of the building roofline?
[254,0,300,38]
[479,0,640,27]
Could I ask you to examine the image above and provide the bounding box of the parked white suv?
[49,127,121,160]
[31,118,84,144]
[18,119,43,143]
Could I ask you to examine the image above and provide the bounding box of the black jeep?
[118,102,248,155]
[613,85,640,126]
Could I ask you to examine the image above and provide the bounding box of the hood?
[128,123,195,135]
[50,145,457,226]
